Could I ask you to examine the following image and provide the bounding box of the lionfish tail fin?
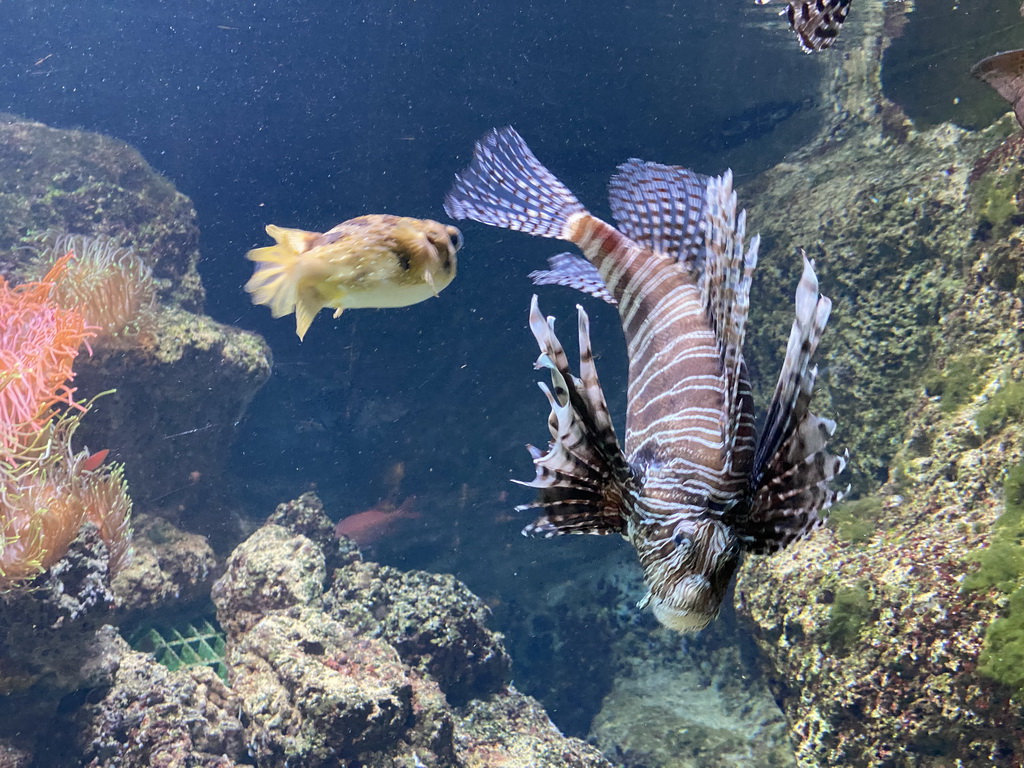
[701,171,759,462]
[742,253,845,553]
[529,252,617,306]
[444,127,588,239]
[517,295,633,538]
[607,159,709,268]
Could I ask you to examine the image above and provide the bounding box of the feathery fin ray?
[741,253,846,552]
[517,296,634,538]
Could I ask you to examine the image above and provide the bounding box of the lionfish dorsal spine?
[700,171,760,472]
[607,159,710,268]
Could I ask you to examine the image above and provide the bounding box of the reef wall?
[737,1,1024,765]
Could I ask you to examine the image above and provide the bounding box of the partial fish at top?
[756,0,851,53]
[758,0,908,53]
[445,128,846,631]
[972,49,1024,131]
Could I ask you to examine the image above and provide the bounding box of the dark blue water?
[0,0,828,569]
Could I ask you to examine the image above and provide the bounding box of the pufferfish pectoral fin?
[516,296,635,538]
[294,284,329,342]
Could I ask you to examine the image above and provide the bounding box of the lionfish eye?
[673,532,690,550]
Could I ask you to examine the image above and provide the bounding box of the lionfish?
[757,0,852,53]
[445,128,846,631]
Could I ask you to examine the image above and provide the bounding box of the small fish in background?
[756,0,852,53]
[333,496,420,549]
[971,49,1024,131]
[446,128,845,632]
[244,214,462,340]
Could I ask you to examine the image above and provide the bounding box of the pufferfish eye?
[447,226,464,252]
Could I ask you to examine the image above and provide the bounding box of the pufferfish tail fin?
[739,254,847,554]
[244,224,325,341]
[516,295,636,538]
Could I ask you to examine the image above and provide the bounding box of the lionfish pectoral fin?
[741,253,845,553]
[702,171,759,466]
[529,252,617,305]
[607,159,710,268]
[518,295,634,538]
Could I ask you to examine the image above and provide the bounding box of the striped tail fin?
[740,254,846,553]
[517,296,635,538]
[701,171,759,469]
[444,127,587,239]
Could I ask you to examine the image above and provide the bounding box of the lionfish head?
[638,515,742,632]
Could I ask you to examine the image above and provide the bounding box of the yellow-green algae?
[922,353,992,414]
[826,495,885,544]
[971,164,1023,233]
[964,461,1024,693]
[824,583,874,655]
[975,378,1024,437]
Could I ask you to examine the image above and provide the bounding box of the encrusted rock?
[211,524,326,638]
[113,514,217,617]
[77,639,248,768]
[455,689,614,768]
[328,561,511,706]
[228,613,415,767]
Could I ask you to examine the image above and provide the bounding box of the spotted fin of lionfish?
[756,0,852,53]
[739,253,847,553]
[515,295,635,537]
[529,253,617,306]
[607,159,709,267]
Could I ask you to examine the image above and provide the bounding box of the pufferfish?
[445,128,846,632]
[244,214,462,340]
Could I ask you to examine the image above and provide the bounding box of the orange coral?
[29,234,157,346]
[0,416,133,587]
[0,256,133,588]
[0,252,93,459]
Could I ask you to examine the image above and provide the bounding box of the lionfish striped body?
[445,128,846,631]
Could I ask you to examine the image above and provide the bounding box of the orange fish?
[81,448,110,472]
[333,496,420,548]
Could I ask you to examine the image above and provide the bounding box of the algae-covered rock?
[733,2,1024,765]
[112,514,218,618]
[329,561,512,706]
[0,113,203,309]
[206,493,599,768]
[211,524,327,638]
[0,114,272,522]
[229,613,416,767]
[72,306,271,518]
